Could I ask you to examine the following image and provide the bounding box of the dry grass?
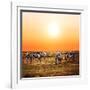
[21,56,79,78]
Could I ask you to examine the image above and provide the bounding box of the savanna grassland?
[21,51,79,78]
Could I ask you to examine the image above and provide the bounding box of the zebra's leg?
[55,58,58,65]
[26,58,28,64]
[31,59,32,64]
[58,60,60,64]
[30,58,32,64]
[65,56,68,62]
[55,58,57,65]
[39,57,41,63]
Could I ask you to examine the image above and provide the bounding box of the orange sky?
[22,12,80,51]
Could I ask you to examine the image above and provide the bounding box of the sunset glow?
[22,12,80,51]
[48,22,60,38]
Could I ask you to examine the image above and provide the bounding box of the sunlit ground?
[21,51,79,78]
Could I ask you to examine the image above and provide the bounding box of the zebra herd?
[55,52,76,64]
[24,51,78,64]
[25,52,47,64]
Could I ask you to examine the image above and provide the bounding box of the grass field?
[21,53,79,78]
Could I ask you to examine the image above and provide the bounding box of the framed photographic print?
[11,1,87,88]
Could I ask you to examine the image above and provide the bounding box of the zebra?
[25,52,34,64]
[67,52,75,61]
[33,52,47,62]
[25,52,47,64]
[55,52,63,64]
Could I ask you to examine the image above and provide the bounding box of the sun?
[48,22,59,38]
